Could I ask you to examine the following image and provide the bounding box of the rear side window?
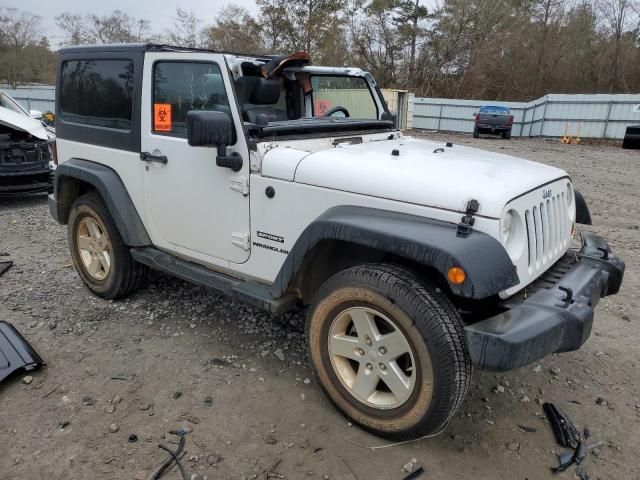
[152,61,230,137]
[60,60,134,130]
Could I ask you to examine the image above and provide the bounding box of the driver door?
[140,52,250,265]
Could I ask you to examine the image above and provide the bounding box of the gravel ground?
[0,132,638,480]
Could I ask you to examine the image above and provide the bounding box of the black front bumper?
[0,168,53,195]
[465,233,624,371]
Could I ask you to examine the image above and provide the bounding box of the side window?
[60,60,134,130]
[311,76,378,119]
[153,62,231,137]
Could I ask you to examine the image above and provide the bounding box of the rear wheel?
[67,192,148,299]
[473,127,479,138]
[502,131,511,139]
[307,264,472,439]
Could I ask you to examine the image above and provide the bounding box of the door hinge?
[230,176,249,196]
[231,232,250,250]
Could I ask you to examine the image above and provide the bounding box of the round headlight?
[500,209,525,261]
[501,210,514,243]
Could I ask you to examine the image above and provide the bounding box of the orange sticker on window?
[154,103,172,131]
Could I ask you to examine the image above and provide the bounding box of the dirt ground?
[1,132,639,480]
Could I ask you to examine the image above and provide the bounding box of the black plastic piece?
[391,149,400,156]
[574,190,592,225]
[186,110,235,148]
[445,142,453,147]
[0,260,12,277]
[465,232,625,371]
[140,152,168,164]
[456,199,480,237]
[558,286,573,304]
[265,186,275,198]
[215,150,243,172]
[271,205,519,300]
[543,402,579,448]
[0,321,45,384]
[130,247,297,314]
[402,467,425,479]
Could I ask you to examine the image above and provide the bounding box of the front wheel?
[307,264,472,439]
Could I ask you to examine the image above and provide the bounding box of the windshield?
[480,106,510,114]
[0,91,28,116]
[311,76,378,119]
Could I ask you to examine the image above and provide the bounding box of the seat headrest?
[249,78,281,105]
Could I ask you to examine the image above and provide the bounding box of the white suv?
[49,44,624,439]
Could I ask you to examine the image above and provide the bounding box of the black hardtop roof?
[58,43,274,59]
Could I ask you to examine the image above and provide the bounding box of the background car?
[623,124,640,149]
[0,90,55,195]
[473,105,514,139]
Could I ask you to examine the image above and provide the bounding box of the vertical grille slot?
[525,209,535,269]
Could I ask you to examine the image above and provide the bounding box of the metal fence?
[3,85,639,139]
[411,93,640,139]
[0,84,56,113]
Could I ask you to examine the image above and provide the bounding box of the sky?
[8,0,259,47]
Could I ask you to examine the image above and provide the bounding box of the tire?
[307,263,472,439]
[67,192,148,299]
[472,127,479,138]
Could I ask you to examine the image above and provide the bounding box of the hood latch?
[457,199,480,237]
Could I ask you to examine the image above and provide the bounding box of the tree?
[55,10,150,46]
[256,0,290,51]
[165,8,201,48]
[203,6,265,53]
[597,0,640,91]
[0,7,51,87]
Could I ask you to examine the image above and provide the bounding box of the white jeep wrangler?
[49,44,624,439]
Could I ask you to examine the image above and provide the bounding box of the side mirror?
[186,110,242,171]
[473,112,478,116]
[30,109,43,119]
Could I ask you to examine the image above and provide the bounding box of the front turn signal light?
[448,267,466,285]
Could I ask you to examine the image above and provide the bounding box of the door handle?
[140,151,168,164]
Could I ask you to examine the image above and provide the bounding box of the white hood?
[0,106,49,140]
[291,138,567,218]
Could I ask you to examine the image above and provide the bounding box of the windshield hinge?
[231,232,250,250]
[230,176,249,196]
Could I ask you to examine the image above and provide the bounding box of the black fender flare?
[51,158,151,247]
[270,206,519,300]
[574,189,592,225]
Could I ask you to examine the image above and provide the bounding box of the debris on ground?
[0,321,45,384]
[401,458,419,473]
[401,466,425,479]
[543,402,602,478]
[0,260,12,277]
[151,428,190,480]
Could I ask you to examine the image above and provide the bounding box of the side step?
[130,247,297,315]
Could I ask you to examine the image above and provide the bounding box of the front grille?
[523,191,570,277]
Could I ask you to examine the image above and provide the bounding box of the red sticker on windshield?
[154,103,172,131]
